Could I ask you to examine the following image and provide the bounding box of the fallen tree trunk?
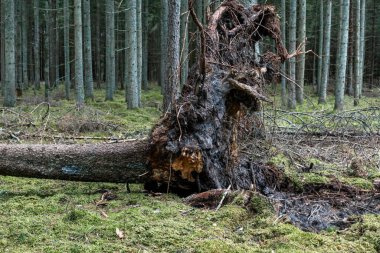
[0,140,149,183]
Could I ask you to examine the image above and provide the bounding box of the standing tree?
[160,0,168,92]
[296,0,306,104]
[34,0,41,92]
[318,0,332,104]
[354,0,361,106]
[163,0,181,111]
[22,1,28,87]
[125,0,139,109]
[281,0,287,107]
[317,0,324,94]
[44,0,50,101]
[74,0,84,107]
[288,0,297,109]
[142,0,149,90]
[359,0,366,97]
[137,0,142,106]
[83,0,94,100]
[63,0,70,99]
[335,0,350,111]
[105,0,115,100]
[3,0,16,107]
[180,0,189,88]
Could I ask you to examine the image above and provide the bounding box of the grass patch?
[0,176,379,252]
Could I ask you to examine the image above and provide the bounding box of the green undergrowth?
[0,176,379,253]
[269,153,377,191]
[0,85,163,143]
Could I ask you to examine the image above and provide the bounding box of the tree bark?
[34,0,41,92]
[105,0,115,101]
[83,0,94,100]
[334,0,350,111]
[288,0,297,109]
[125,0,139,109]
[163,0,181,111]
[3,0,16,107]
[63,0,71,99]
[0,141,149,183]
[296,0,306,105]
[319,0,332,104]
[74,0,85,107]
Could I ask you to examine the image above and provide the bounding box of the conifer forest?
[0,0,379,252]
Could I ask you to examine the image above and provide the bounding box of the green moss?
[340,177,374,190]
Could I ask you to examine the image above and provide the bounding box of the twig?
[215,185,231,211]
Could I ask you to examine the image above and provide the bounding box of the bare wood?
[0,140,149,183]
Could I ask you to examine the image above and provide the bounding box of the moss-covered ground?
[0,86,379,252]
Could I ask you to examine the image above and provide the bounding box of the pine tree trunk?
[63,0,71,99]
[74,0,84,107]
[319,0,332,104]
[105,0,115,100]
[137,0,142,106]
[142,0,149,90]
[83,0,94,100]
[354,0,361,106]
[163,0,181,111]
[180,0,189,89]
[358,0,366,97]
[281,0,287,108]
[334,0,350,111]
[125,0,139,109]
[22,1,28,87]
[296,0,306,104]
[288,0,297,109]
[0,141,149,183]
[3,0,16,107]
[95,0,102,89]
[34,0,41,92]
[16,1,23,94]
[160,0,168,92]
[317,0,324,94]
[44,0,50,101]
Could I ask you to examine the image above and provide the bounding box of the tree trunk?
[137,0,142,106]
[159,0,168,92]
[180,0,189,89]
[318,0,332,104]
[163,0,181,111]
[22,0,28,87]
[95,0,102,89]
[83,0,94,100]
[288,0,297,109]
[0,141,149,183]
[44,0,50,101]
[63,0,71,99]
[142,0,149,90]
[34,0,41,92]
[354,0,361,106]
[281,0,287,108]
[125,0,139,109]
[105,0,115,100]
[358,0,366,97]
[317,0,323,95]
[334,0,350,111]
[296,0,306,105]
[3,0,16,107]
[74,0,84,107]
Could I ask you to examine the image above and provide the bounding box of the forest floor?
[0,85,379,252]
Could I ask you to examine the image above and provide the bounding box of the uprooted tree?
[0,1,291,193]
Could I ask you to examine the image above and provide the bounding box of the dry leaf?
[116,228,124,239]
